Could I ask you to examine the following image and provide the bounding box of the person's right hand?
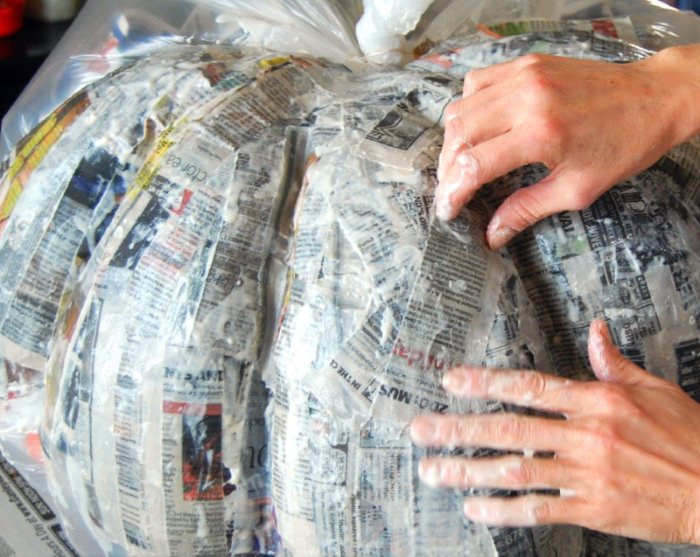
[436,45,700,250]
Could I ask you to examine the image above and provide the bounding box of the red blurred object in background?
[0,0,25,37]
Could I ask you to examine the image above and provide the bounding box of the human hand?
[437,46,700,250]
[410,319,700,544]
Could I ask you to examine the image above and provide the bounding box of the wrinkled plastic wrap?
[3,0,700,160]
[2,1,700,556]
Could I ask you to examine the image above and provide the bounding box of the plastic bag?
[0,0,365,161]
[2,1,700,556]
[4,0,700,160]
[204,0,363,62]
[0,0,221,160]
[355,0,700,63]
[3,22,700,556]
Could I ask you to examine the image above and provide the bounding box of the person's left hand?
[410,319,700,544]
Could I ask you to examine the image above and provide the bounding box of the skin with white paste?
[411,319,700,544]
[435,45,700,249]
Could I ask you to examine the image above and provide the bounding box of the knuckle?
[520,371,547,401]
[463,71,477,95]
[590,470,618,496]
[456,462,472,486]
[497,416,529,446]
[582,415,622,454]
[596,385,634,415]
[447,417,468,445]
[519,53,547,69]
[534,113,565,144]
[528,73,556,98]
[444,101,462,123]
[461,150,482,183]
[504,459,532,487]
[504,189,549,228]
[564,186,596,211]
[530,498,554,523]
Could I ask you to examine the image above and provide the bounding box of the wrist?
[641,45,700,148]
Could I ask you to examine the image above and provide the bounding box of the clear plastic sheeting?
[204,0,363,63]
[3,0,700,160]
[1,20,700,555]
[0,0,224,161]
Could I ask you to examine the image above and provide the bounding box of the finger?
[442,367,584,415]
[588,318,656,386]
[440,92,516,182]
[418,455,579,491]
[461,57,531,96]
[435,130,538,221]
[410,413,570,452]
[485,170,590,250]
[462,493,586,527]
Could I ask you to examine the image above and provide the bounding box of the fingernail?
[410,418,436,445]
[588,321,612,381]
[449,140,464,152]
[419,460,443,488]
[446,109,460,123]
[442,372,468,393]
[486,216,517,250]
[435,178,462,221]
[559,488,576,498]
[436,156,477,221]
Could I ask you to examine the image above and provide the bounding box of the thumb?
[486,172,594,250]
[587,318,653,386]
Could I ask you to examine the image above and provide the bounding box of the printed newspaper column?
[189,59,333,555]
[296,163,428,420]
[41,53,330,557]
[365,206,502,424]
[211,139,292,555]
[270,394,352,557]
[161,348,229,557]
[43,107,227,555]
[0,47,257,402]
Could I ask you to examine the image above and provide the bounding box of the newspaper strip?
[472,157,700,390]
[41,55,332,557]
[2,28,700,557]
[0,47,258,399]
[270,62,582,556]
[0,450,80,557]
[410,29,650,78]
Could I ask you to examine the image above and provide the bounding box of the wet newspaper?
[1,27,700,557]
[269,31,700,557]
[0,450,80,557]
[0,47,259,400]
[269,54,583,556]
[39,54,344,557]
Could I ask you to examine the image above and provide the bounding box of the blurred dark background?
[0,19,70,121]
